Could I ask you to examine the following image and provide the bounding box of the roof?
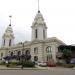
[45,37,66,45]
[31,11,47,28]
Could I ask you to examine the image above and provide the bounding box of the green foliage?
[63,64,75,68]
[9,61,20,66]
[10,60,20,65]
[56,60,66,66]
[6,60,35,68]
[22,61,35,67]
[62,49,72,58]
[0,61,5,65]
[62,49,72,64]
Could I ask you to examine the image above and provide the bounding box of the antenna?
[38,0,40,13]
[9,15,12,26]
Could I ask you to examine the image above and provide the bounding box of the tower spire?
[9,15,12,26]
[38,0,40,13]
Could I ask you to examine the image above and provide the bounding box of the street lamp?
[20,42,31,69]
[21,42,24,69]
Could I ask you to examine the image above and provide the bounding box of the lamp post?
[5,48,9,67]
[21,42,24,69]
[21,42,32,69]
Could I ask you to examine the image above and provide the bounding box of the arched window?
[34,56,38,61]
[46,46,52,61]
[9,39,11,46]
[25,50,30,55]
[43,29,45,38]
[10,52,13,56]
[47,55,52,61]
[46,46,51,53]
[35,29,38,38]
[1,53,3,57]
[4,39,5,46]
[34,47,38,54]
[17,51,21,56]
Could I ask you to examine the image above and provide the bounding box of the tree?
[62,48,72,64]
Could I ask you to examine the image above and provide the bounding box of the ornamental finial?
[9,15,12,26]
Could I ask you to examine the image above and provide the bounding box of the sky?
[0,0,75,46]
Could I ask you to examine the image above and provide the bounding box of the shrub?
[0,61,5,65]
[6,64,10,67]
[63,64,75,68]
[9,62,19,65]
[6,60,21,67]
[22,61,35,67]
[56,62,63,66]
[5,60,35,68]
[56,60,66,66]
[9,61,21,66]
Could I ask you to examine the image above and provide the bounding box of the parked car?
[38,62,47,67]
[46,59,56,67]
[47,62,56,67]
[70,58,75,64]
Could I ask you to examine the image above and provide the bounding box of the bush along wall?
[22,61,35,68]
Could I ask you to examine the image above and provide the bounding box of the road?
[0,67,75,75]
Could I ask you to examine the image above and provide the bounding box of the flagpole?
[38,0,39,11]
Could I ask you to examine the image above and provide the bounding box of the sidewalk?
[0,65,47,70]
[72,67,75,70]
[0,65,75,70]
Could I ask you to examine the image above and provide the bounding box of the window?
[17,51,21,56]
[25,50,30,55]
[46,46,52,61]
[46,46,51,53]
[10,52,13,56]
[34,48,38,54]
[34,56,38,61]
[43,29,45,38]
[35,29,38,38]
[1,53,3,57]
[9,39,11,46]
[47,55,52,61]
[4,39,5,46]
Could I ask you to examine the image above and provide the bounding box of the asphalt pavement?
[0,65,75,75]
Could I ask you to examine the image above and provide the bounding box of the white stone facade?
[0,11,65,63]
[2,25,14,47]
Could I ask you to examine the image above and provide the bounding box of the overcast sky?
[0,0,75,46]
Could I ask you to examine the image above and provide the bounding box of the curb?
[0,67,47,70]
[0,68,47,70]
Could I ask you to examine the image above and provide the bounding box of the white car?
[38,62,47,67]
